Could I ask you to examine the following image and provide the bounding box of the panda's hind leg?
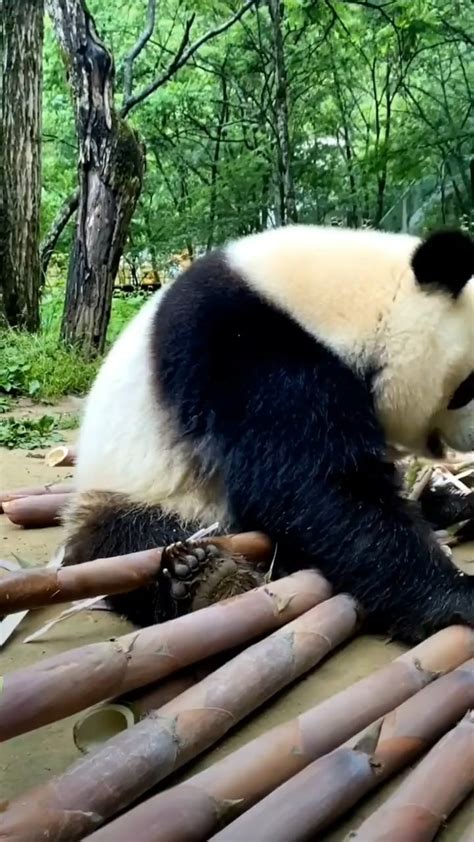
[61,490,204,626]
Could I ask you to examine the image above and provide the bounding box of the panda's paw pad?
[162,540,218,599]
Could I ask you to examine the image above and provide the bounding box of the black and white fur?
[62,225,474,642]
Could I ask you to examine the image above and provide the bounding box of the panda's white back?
[226,224,420,363]
[75,293,162,495]
[75,289,230,523]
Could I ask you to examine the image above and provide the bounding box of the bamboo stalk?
[212,660,474,841]
[45,444,77,467]
[349,710,474,841]
[0,531,272,615]
[0,482,73,513]
[0,594,359,841]
[0,548,162,613]
[87,626,474,842]
[2,493,71,527]
[0,568,330,741]
[117,668,212,714]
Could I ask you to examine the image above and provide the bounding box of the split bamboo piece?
[0,482,73,513]
[88,625,474,842]
[0,593,358,841]
[0,531,272,615]
[45,444,77,467]
[212,659,474,841]
[0,568,330,741]
[2,493,71,527]
[349,710,474,841]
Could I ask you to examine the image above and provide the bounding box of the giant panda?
[61,225,474,643]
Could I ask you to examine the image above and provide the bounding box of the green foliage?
[0,278,147,401]
[32,0,472,392]
[0,407,78,448]
[56,411,80,430]
[0,325,99,401]
[42,0,472,261]
[108,294,147,343]
[0,415,62,450]
[0,396,13,414]
[46,1,474,258]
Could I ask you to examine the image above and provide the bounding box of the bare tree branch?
[122,13,195,119]
[123,0,158,101]
[40,189,79,282]
[121,0,258,117]
[441,20,474,47]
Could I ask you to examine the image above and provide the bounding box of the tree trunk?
[47,0,144,356]
[0,0,43,331]
[268,0,297,225]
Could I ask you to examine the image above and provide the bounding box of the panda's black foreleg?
[224,441,474,642]
[197,361,474,644]
[419,483,474,538]
[155,264,474,643]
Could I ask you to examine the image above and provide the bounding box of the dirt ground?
[1,436,473,840]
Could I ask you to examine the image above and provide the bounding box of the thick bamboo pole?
[212,661,474,841]
[0,482,73,513]
[350,710,474,841]
[2,493,71,527]
[0,568,330,740]
[0,548,162,613]
[86,626,474,842]
[0,593,358,841]
[73,662,217,753]
[0,532,272,614]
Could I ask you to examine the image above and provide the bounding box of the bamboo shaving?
[399,454,474,554]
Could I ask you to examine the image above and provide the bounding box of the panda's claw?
[163,540,189,562]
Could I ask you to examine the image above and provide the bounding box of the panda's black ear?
[411,229,474,298]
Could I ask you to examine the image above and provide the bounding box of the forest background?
[0,0,472,443]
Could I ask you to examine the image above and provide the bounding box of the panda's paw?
[161,540,221,603]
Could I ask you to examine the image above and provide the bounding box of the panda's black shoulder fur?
[152,250,381,460]
[151,251,474,643]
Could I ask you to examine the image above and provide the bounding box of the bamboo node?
[214,796,245,824]
[271,591,294,613]
[413,656,439,681]
[353,719,383,754]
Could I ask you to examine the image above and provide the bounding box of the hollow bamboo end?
[45,445,76,468]
[73,703,136,754]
